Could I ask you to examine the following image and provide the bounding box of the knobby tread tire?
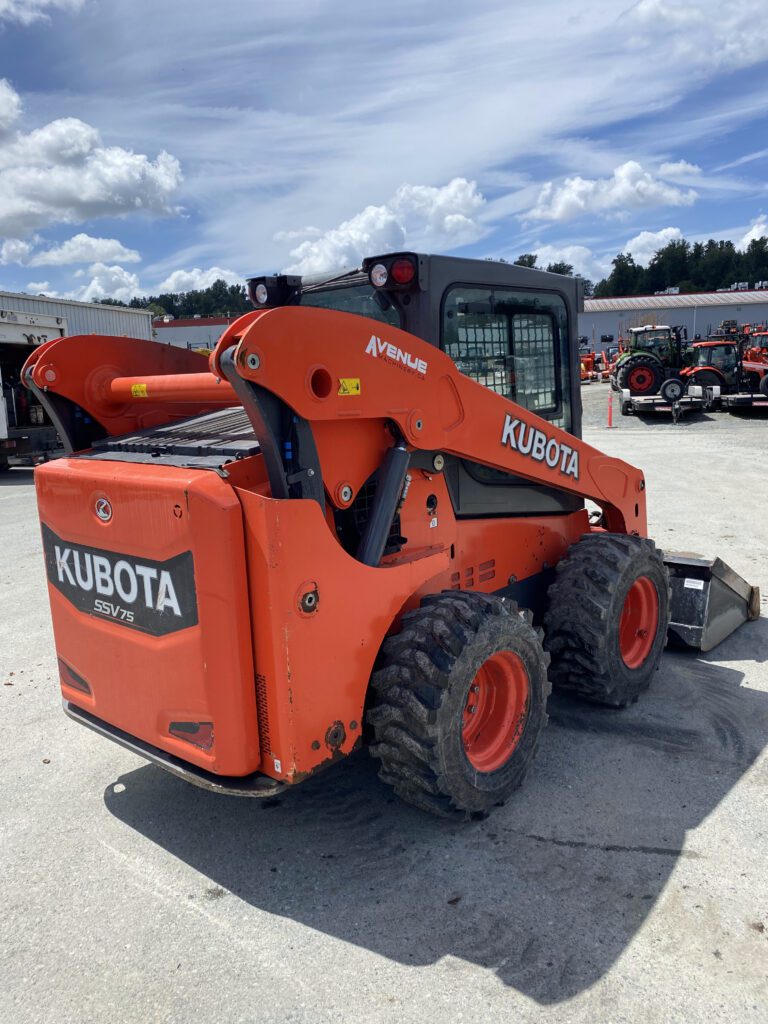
[544,533,670,708]
[616,354,664,396]
[367,592,551,820]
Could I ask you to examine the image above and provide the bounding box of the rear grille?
[255,673,271,756]
[91,408,259,459]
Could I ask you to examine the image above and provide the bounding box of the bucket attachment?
[664,553,760,652]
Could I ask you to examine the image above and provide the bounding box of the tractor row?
[610,321,768,401]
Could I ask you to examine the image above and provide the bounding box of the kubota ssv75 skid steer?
[24,253,759,818]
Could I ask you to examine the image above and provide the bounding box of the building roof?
[585,289,768,312]
[0,290,151,317]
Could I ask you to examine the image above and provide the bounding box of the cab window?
[299,282,401,327]
[441,286,570,429]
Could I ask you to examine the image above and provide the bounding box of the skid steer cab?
[24,253,758,820]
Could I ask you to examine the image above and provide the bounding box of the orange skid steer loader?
[24,254,758,818]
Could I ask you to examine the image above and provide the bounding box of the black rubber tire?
[659,377,684,403]
[0,461,9,473]
[367,592,550,819]
[690,369,723,390]
[760,375,768,398]
[544,533,670,708]
[616,355,663,396]
[744,372,761,394]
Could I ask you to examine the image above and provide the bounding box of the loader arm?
[212,306,647,537]
[23,307,646,537]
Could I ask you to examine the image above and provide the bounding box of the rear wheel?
[544,534,670,708]
[368,592,550,819]
[690,369,723,390]
[617,356,663,396]
[760,375,768,398]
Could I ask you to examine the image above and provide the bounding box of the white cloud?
[0,0,83,24]
[72,263,141,304]
[26,280,50,292]
[283,178,486,276]
[0,78,22,134]
[154,267,241,293]
[626,1,768,69]
[624,227,684,266]
[0,81,182,236]
[738,215,767,249]
[532,244,610,282]
[0,237,33,264]
[530,162,698,222]
[29,233,140,266]
[658,160,702,179]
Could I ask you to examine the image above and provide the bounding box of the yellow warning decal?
[131,383,149,398]
[338,377,361,396]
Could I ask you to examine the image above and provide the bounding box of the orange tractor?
[23,254,758,818]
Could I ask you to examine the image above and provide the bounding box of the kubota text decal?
[501,414,580,479]
[41,524,198,636]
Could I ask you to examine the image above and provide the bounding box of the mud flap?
[664,553,760,651]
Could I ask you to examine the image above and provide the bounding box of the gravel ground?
[1,387,767,1024]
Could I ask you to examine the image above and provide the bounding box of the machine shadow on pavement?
[0,468,36,487]
[104,624,768,1006]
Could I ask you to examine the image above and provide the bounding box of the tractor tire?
[689,369,723,390]
[367,592,550,819]
[744,372,761,394]
[544,533,670,708]
[760,375,768,399]
[616,356,663,396]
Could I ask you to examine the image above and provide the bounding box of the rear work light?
[246,274,301,308]
[169,721,214,751]
[370,263,389,288]
[364,253,420,293]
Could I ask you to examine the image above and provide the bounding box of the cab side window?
[442,286,567,425]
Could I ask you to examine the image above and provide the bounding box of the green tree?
[514,254,538,268]
[545,261,574,276]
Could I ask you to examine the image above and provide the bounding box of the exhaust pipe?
[664,553,760,651]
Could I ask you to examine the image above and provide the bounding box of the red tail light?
[390,258,416,285]
[169,721,214,751]
[58,659,91,695]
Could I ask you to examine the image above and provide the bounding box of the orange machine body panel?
[35,458,261,776]
[26,306,652,787]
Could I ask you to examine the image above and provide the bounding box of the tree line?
[95,232,768,315]
[100,279,250,319]
[513,234,768,298]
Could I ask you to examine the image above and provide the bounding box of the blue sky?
[0,0,767,300]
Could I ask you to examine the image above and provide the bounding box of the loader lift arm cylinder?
[357,435,410,567]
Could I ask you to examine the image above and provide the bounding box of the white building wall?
[0,292,152,340]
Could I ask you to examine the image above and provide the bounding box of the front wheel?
[544,533,670,708]
[760,375,768,398]
[368,592,550,819]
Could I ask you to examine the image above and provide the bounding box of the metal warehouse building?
[152,315,240,349]
[0,291,153,341]
[580,289,768,346]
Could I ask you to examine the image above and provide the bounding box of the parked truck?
[0,309,64,471]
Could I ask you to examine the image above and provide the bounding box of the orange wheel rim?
[628,367,654,392]
[619,576,659,669]
[462,651,530,773]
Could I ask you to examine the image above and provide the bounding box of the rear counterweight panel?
[35,459,261,776]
